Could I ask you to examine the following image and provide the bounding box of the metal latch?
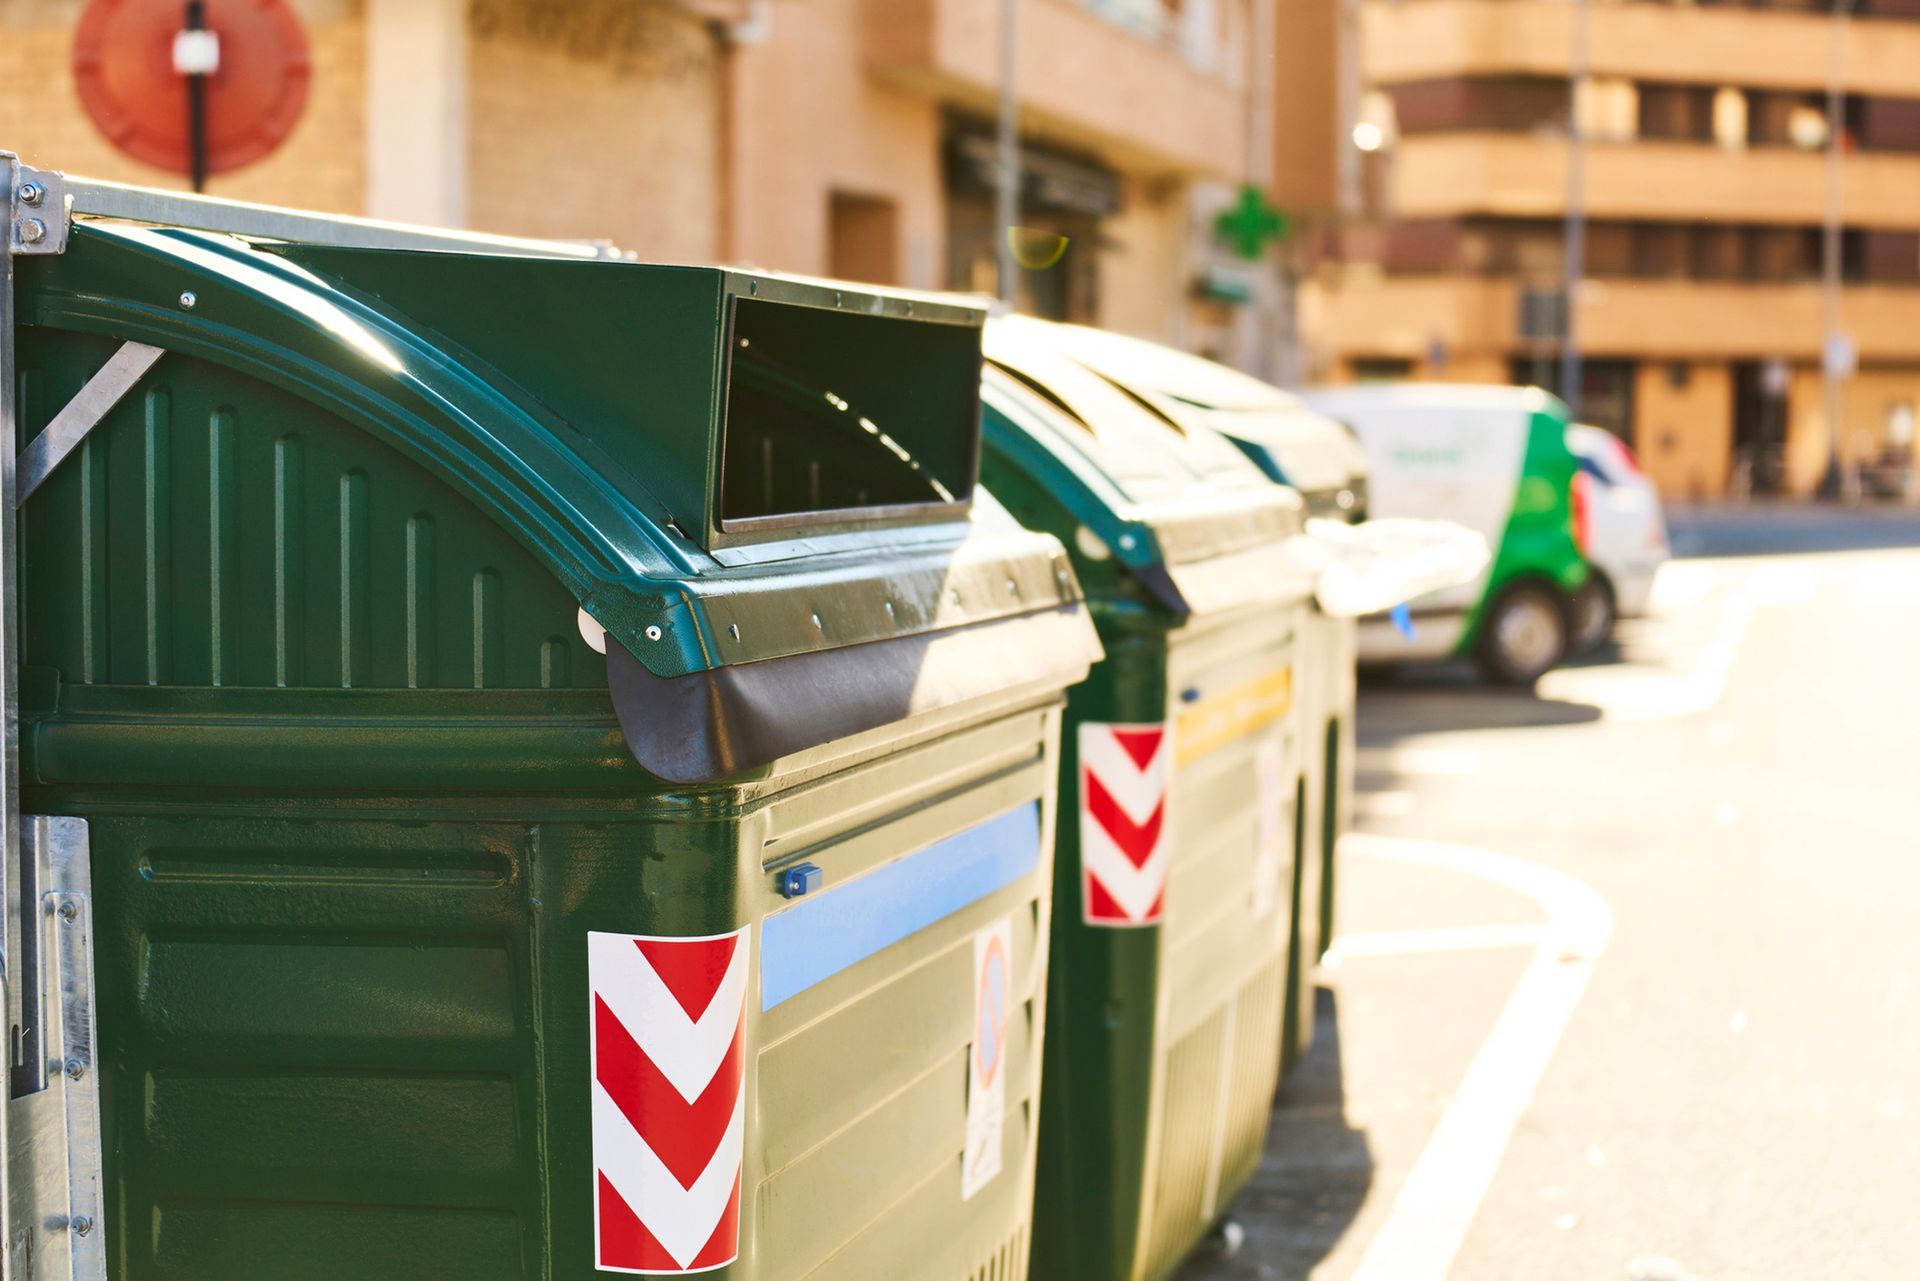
[6,817,107,1281]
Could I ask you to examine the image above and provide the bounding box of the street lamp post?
[995,0,1019,304]
[1822,0,1856,500]
[1559,0,1589,420]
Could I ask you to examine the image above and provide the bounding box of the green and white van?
[1300,384,1590,684]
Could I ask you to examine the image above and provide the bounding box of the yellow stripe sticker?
[1174,666,1293,767]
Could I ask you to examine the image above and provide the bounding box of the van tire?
[1569,574,1616,656]
[1475,581,1569,685]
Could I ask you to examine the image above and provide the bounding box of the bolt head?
[70,1215,92,1237]
[17,217,45,245]
[18,181,43,206]
[179,291,197,309]
[58,901,77,922]
[64,1058,84,1081]
[644,624,662,641]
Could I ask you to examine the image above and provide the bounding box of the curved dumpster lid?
[978,318,1312,619]
[21,217,1100,782]
[1027,319,1369,499]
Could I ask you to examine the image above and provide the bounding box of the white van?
[1301,384,1592,683]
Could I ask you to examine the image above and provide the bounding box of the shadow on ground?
[1177,988,1374,1281]
[1356,665,1601,740]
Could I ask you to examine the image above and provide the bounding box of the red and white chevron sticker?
[1079,721,1172,926]
[589,928,750,1275]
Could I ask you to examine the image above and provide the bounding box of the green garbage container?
[976,318,1314,1281]
[2,168,1101,1281]
[1015,322,1369,1073]
[1157,402,1363,1074]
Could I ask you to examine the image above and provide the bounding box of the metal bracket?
[9,166,68,258]
[16,342,166,506]
[5,817,106,1281]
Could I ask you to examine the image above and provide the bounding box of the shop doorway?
[1732,360,1790,495]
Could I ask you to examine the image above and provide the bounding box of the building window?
[1577,77,1638,143]
[1786,102,1830,150]
[1350,357,1415,382]
[828,192,902,286]
[1712,87,1748,150]
[942,118,1120,324]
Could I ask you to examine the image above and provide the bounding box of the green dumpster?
[1179,398,1364,1071]
[1018,323,1369,1073]
[976,318,1315,1281]
[2,167,1102,1281]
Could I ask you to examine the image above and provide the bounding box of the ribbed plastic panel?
[1141,1009,1226,1279]
[967,1224,1027,1281]
[1217,958,1287,1198]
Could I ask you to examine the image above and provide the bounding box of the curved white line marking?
[1327,922,1549,960]
[1343,834,1613,1281]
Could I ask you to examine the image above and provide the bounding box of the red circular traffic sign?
[73,0,311,177]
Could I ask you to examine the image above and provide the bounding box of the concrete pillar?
[365,0,468,226]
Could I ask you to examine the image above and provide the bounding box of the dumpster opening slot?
[718,296,979,531]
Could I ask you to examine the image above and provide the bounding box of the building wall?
[1840,367,1920,463]
[865,0,1251,179]
[1098,173,1189,347]
[1777,363,1920,495]
[0,0,366,213]
[1636,361,1734,500]
[1784,366,1833,496]
[466,0,722,260]
[1271,0,1356,213]
[728,0,945,286]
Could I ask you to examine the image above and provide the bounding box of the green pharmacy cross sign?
[1214,184,1290,261]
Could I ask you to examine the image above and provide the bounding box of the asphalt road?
[1179,505,1920,1281]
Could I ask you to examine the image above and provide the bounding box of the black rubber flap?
[607,604,1100,784]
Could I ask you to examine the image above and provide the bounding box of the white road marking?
[1354,790,1417,819]
[1538,581,1752,724]
[1344,835,1614,1281]
[1744,562,1817,606]
[1327,922,1548,961]
[1357,747,1482,778]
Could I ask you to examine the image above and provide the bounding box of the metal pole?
[185,0,210,193]
[1248,0,1285,382]
[0,153,24,1271]
[995,0,1019,304]
[1559,0,1589,417]
[1822,0,1853,500]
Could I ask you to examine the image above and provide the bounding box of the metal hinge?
[5,817,106,1281]
[8,163,69,258]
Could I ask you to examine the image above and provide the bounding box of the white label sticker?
[1251,739,1289,921]
[962,914,1014,1200]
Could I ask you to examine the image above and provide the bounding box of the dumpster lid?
[1027,319,1370,497]
[19,205,1099,782]
[979,331,1312,618]
[1295,517,1491,618]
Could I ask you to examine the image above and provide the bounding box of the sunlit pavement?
[1178,507,1920,1281]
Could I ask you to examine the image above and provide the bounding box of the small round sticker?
[974,931,1010,1089]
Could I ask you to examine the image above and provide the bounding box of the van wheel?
[1569,575,1616,656]
[1475,582,1568,685]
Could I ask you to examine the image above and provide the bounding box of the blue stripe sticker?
[760,802,1042,1011]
